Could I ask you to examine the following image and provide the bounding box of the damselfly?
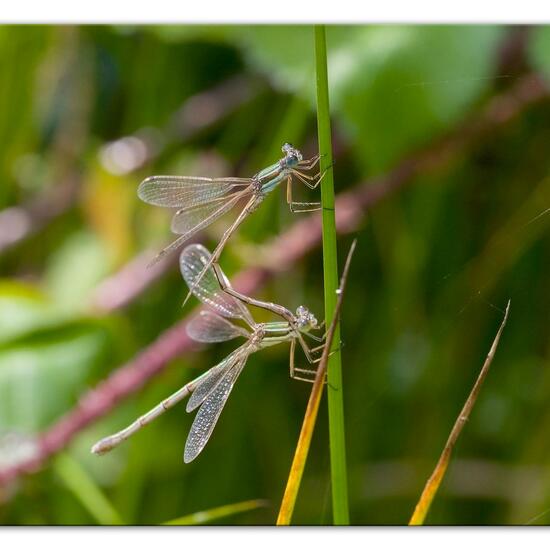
[91,244,323,463]
[138,143,324,304]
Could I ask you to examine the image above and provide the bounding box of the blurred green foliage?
[0,24,549,526]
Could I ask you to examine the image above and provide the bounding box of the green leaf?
[146,25,234,44]
[0,27,51,206]
[0,321,112,431]
[44,230,109,313]
[0,282,62,345]
[231,25,360,96]
[528,26,550,83]
[236,26,316,93]
[54,452,124,525]
[331,25,503,172]
[163,499,268,525]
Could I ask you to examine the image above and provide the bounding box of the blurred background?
[0,24,549,525]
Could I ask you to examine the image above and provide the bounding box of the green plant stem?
[164,499,268,525]
[54,453,123,525]
[276,241,356,526]
[314,25,350,525]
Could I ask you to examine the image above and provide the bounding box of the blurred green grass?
[0,24,549,525]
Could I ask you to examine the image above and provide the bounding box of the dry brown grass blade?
[276,239,357,526]
[408,300,511,525]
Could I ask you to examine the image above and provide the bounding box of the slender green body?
[257,154,301,194]
[256,162,285,193]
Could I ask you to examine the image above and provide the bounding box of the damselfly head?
[295,305,318,331]
[281,143,303,164]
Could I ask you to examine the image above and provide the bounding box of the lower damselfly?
[138,143,326,305]
[91,244,323,463]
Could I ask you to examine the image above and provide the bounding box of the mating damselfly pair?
[92,144,327,462]
[92,244,324,462]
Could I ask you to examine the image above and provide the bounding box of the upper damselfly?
[91,243,323,463]
[138,143,324,304]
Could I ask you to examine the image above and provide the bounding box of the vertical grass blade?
[277,241,357,525]
[409,301,511,525]
[54,452,123,525]
[314,24,350,525]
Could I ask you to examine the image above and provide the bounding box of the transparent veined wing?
[147,191,250,266]
[138,176,253,208]
[170,190,247,236]
[183,352,248,463]
[187,310,250,343]
[185,347,245,413]
[180,243,254,324]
